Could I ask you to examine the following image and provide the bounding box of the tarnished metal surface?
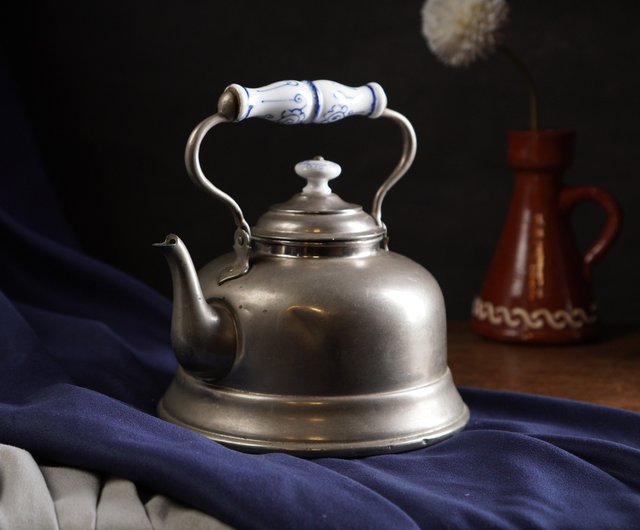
[156,80,468,456]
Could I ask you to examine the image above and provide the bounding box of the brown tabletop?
[447,321,640,413]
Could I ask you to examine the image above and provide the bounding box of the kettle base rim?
[157,368,469,457]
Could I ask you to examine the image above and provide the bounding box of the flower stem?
[499,46,539,131]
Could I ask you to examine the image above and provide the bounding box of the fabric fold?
[1,51,640,530]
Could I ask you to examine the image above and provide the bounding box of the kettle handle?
[185,80,417,282]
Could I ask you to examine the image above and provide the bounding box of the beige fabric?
[41,466,100,530]
[0,444,232,530]
[0,445,59,530]
[95,478,154,530]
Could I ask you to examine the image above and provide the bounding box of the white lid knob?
[295,157,342,195]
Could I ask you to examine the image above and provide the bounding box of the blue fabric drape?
[1,55,639,529]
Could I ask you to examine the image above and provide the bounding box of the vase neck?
[507,129,574,172]
[512,170,563,198]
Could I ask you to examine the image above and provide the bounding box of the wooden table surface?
[447,321,640,412]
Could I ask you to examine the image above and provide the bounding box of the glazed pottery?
[156,80,468,456]
[472,129,621,343]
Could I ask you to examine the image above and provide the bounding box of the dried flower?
[421,0,509,67]
[421,0,539,130]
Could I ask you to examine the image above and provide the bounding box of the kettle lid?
[252,157,384,242]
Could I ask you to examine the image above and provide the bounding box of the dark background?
[2,0,639,322]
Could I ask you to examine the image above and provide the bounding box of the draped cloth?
[0,444,230,530]
[1,55,639,529]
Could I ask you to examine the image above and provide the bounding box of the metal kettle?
[156,80,468,456]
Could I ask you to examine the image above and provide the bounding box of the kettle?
[156,80,468,456]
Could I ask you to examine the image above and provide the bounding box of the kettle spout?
[154,234,236,380]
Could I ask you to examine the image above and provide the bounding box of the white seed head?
[421,0,509,67]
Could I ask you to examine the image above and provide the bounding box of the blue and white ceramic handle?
[225,80,387,123]
[185,80,417,283]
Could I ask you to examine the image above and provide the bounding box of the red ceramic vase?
[471,129,621,343]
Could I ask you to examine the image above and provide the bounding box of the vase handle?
[559,186,622,279]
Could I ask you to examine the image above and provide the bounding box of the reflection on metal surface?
[252,238,382,259]
[381,287,428,325]
[288,305,325,315]
[285,401,325,407]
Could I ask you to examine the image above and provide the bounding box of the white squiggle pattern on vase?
[472,297,597,330]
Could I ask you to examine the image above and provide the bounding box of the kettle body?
[198,248,447,396]
[156,80,468,456]
[159,245,466,456]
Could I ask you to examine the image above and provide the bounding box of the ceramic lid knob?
[295,157,342,196]
[253,155,382,242]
